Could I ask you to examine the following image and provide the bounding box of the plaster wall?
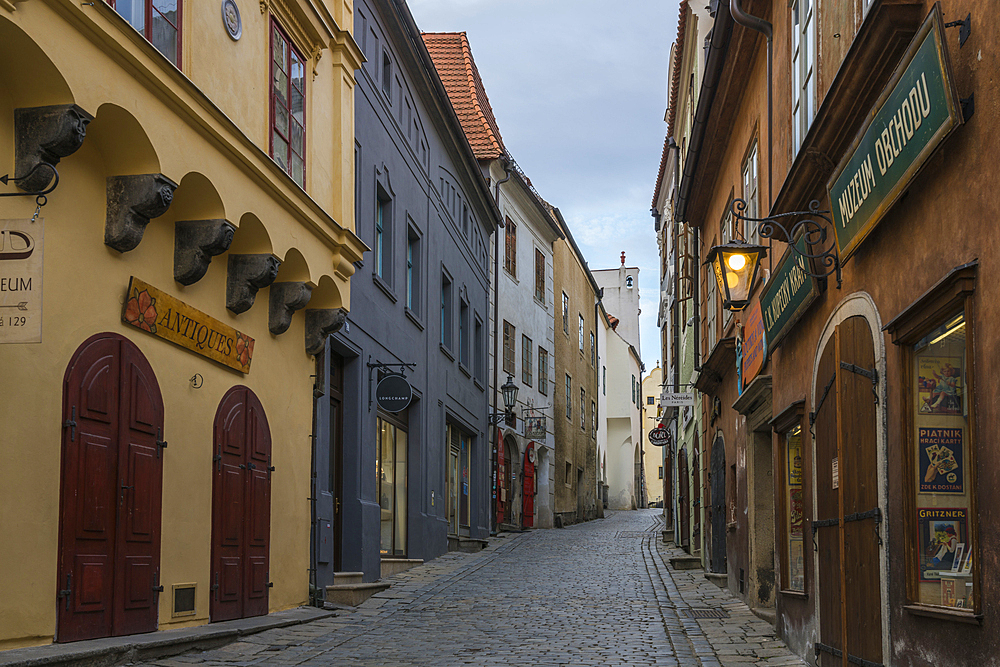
[592,265,640,352]
[605,330,641,510]
[642,366,664,505]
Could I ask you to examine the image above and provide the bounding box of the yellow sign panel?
[122,277,254,373]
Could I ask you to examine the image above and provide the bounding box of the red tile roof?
[422,32,506,161]
[652,0,690,209]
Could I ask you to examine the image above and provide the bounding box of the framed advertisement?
[917,507,967,582]
[917,427,963,494]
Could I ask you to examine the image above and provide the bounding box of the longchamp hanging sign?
[122,277,255,373]
[828,7,963,261]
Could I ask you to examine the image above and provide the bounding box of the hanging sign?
[661,393,695,407]
[525,415,547,439]
[0,219,43,343]
[376,373,412,412]
[648,427,671,447]
[741,299,767,388]
[828,7,962,261]
[761,235,819,354]
[122,277,255,373]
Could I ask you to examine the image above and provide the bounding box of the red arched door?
[57,333,165,642]
[522,443,535,528]
[211,386,272,622]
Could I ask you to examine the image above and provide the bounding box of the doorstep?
[0,607,334,667]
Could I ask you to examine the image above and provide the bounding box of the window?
[107,1,181,67]
[590,332,596,366]
[382,50,392,99]
[658,466,664,480]
[406,227,420,313]
[784,426,805,592]
[462,205,469,238]
[647,396,656,405]
[626,275,634,289]
[534,249,545,302]
[579,315,585,351]
[706,241,719,347]
[521,335,533,386]
[502,320,515,376]
[565,461,572,486]
[591,400,596,437]
[632,375,636,405]
[580,388,585,430]
[742,140,760,244]
[270,20,306,187]
[565,375,572,420]
[375,195,390,281]
[504,218,517,276]
[459,300,470,367]
[474,316,484,381]
[603,367,606,395]
[446,424,472,534]
[538,348,549,396]
[562,293,569,334]
[440,273,453,349]
[791,0,816,153]
[377,413,408,556]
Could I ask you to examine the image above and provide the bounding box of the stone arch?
[86,103,160,176]
[309,275,344,310]
[0,18,75,109]
[229,213,273,255]
[275,247,313,284]
[169,172,227,222]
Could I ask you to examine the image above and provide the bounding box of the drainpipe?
[491,157,513,535]
[730,0,773,211]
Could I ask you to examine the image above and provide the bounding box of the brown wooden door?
[678,448,690,551]
[211,386,272,622]
[710,434,727,573]
[816,317,883,667]
[57,333,164,642]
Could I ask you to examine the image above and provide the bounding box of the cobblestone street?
[133,511,805,667]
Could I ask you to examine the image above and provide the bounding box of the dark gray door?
[710,434,726,574]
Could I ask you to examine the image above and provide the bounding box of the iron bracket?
[840,361,879,405]
[945,13,971,47]
[809,371,837,437]
[367,357,416,411]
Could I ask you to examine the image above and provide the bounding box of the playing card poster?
[918,427,963,494]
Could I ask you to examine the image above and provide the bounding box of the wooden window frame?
[106,0,182,68]
[504,218,517,277]
[534,248,545,303]
[771,399,808,597]
[521,334,533,387]
[886,262,980,623]
[538,347,549,396]
[502,320,515,376]
[565,374,572,420]
[270,18,307,188]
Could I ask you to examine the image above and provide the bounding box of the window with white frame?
[791,0,816,154]
[742,140,759,244]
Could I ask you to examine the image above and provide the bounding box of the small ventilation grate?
[172,584,196,617]
[683,608,730,619]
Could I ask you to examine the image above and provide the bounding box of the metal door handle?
[58,573,72,611]
[63,406,77,442]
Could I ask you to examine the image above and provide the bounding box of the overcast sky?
[409,0,680,373]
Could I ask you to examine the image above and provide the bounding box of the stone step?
[669,555,703,570]
[704,571,728,588]
[332,571,364,585]
[752,606,777,625]
[381,558,423,578]
[447,536,489,553]
[661,529,674,544]
[324,582,391,607]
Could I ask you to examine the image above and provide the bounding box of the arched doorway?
[56,333,165,642]
[813,315,883,666]
[501,436,518,528]
[210,386,272,622]
[709,433,726,574]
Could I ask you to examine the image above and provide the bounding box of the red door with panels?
[210,386,272,622]
[56,333,165,642]
[522,443,535,528]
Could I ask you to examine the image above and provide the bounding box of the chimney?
[620,251,626,265]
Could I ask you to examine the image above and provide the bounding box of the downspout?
[491,157,512,534]
[730,0,773,211]
[670,139,681,534]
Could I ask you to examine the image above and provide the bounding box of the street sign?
[648,428,671,447]
[376,374,412,412]
[661,393,695,407]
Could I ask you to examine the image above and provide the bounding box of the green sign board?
[760,235,819,354]
[828,8,962,261]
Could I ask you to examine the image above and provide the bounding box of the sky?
[408,0,681,373]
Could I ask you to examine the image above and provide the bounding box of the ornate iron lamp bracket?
[731,198,842,289]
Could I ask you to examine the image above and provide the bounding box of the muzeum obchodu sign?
[828,7,963,261]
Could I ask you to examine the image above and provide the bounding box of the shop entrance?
[210,386,272,622]
[521,443,535,528]
[709,434,727,573]
[500,436,518,527]
[57,334,165,642]
[678,448,690,551]
[813,316,883,667]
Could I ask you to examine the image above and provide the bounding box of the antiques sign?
[0,219,43,343]
[828,8,962,261]
[376,374,413,412]
[122,277,255,373]
[525,415,547,439]
[760,235,819,354]
[741,300,766,389]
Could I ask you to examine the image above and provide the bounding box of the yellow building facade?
[0,0,365,649]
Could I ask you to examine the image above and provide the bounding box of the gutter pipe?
[491,159,512,534]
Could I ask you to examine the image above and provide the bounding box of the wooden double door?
[57,334,165,643]
[210,386,272,622]
[813,316,884,667]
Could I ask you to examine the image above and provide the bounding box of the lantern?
[706,240,768,311]
[501,374,518,414]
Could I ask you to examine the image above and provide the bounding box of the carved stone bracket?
[174,219,236,285]
[305,308,346,355]
[268,282,313,335]
[106,174,177,252]
[227,254,281,314]
[15,105,93,192]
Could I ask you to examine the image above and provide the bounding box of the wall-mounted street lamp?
[489,374,519,425]
[708,198,842,312]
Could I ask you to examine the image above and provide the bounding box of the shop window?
[887,264,978,616]
[538,348,549,396]
[521,335,532,387]
[505,218,517,277]
[446,424,472,534]
[106,1,181,67]
[534,249,546,303]
[377,412,408,556]
[783,425,806,592]
[270,20,306,188]
[502,320,515,376]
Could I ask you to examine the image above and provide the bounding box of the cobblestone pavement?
[135,510,805,667]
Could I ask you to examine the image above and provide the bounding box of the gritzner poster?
[918,427,963,494]
[917,356,962,415]
[918,507,967,581]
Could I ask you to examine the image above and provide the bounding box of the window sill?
[373,274,397,302]
[779,589,808,600]
[405,308,424,330]
[535,296,546,308]
[504,269,518,284]
[903,604,982,625]
[473,378,485,392]
[459,363,472,379]
[439,343,454,361]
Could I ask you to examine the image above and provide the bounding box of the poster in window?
[918,507,967,581]
[918,427,963,494]
[787,437,803,486]
[917,356,963,415]
[789,488,804,539]
[789,538,805,592]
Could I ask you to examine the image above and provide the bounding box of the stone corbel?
[105,174,177,252]
[268,282,313,335]
[15,105,93,192]
[174,219,236,285]
[227,254,281,314]
[304,308,346,356]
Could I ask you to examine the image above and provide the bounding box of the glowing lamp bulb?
[727,253,747,271]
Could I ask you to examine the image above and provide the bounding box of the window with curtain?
[502,321,515,376]
[504,218,517,277]
[534,249,545,303]
[107,1,181,67]
[270,19,306,187]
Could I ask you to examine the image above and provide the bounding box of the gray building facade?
[310,0,500,591]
